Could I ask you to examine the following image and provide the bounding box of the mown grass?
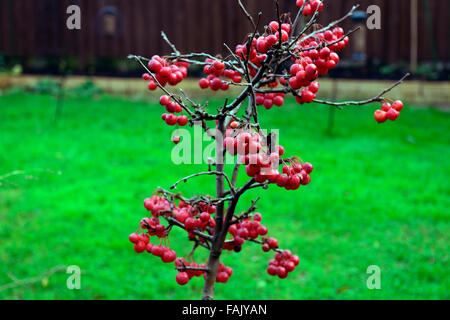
[0,90,448,300]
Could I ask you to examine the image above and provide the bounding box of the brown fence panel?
[0,0,448,65]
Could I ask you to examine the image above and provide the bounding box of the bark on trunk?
[202,118,226,300]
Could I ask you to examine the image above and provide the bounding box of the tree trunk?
[202,118,226,300]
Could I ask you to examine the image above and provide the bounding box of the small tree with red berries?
[128,0,408,300]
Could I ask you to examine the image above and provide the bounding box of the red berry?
[257,225,268,235]
[269,21,280,33]
[151,245,163,257]
[217,272,229,283]
[159,95,170,106]
[381,102,392,112]
[162,250,177,263]
[302,162,313,174]
[134,241,146,253]
[172,136,181,144]
[291,255,300,266]
[392,100,404,111]
[129,233,139,244]
[276,266,287,278]
[185,217,195,230]
[147,81,157,91]
[267,265,277,275]
[234,236,245,246]
[296,0,304,8]
[386,108,400,121]
[159,67,171,78]
[309,81,320,93]
[176,272,189,285]
[177,115,188,126]
[253,213,262,221]
[145,243,154,253]
[305,64,318,79]
[285,261,295,272]
[273,96,284,107]
[374,110,387,123]
[200,212,210,222]
[213,60,225,70]
[268,238,278,248]
[224,266,233,276]
[301,89,315,103]
[199,78,210,89]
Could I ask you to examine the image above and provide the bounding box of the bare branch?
[161,31,180,55]
[314,73,410,107]
[236,0,257,29]
[170,171,236,195]
[0,266,67,292]
[163,215,214,241]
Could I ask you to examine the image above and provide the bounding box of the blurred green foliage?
[0,92,448,300]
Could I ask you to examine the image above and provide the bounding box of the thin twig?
[161,31,180,55]
[236,0,256,29]
[0,266,67,292]
[170,171,236,195]
[313,73,410,107]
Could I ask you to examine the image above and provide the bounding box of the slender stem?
[170,171,235,195]
[236,0,256,29]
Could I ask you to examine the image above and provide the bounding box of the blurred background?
[0,0,449,300]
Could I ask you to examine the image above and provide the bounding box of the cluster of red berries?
[215,262,234,283]
[223,130,263,157]
[235,44,266,78]
[199,59,243,91]
[175,259,233,286]
[175,258,208,286]
[148,243,177,262]
[306,27,349,52]
[374,100,404,123]
[128,232,150,253]
[132,193,299,284]
[143,55,189,90]
[236,138,281,184]
[296,0,323,16]
[159,95,189,128]
[261,237,279,252]
[140,216,168,238]
[174,203,216,240]
[144,195,217,242]
[280,32,345,105]
[255,21,292,54]
[232,21,292,79]
[129,231,177,262]
[278,161,313,190]
[255,92,285,109]
[159,95,189,127]
[224,212,269,252]
[143,195,171,217]
[267,250,300,279]
[223,128,314,190]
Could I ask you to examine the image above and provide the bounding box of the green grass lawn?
[0,91,449,300]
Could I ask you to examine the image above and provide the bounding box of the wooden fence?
[0,0,448,66]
